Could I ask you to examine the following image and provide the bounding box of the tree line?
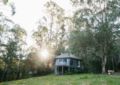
[69,0,120,73]
[0,0,120,82]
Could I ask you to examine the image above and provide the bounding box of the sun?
[40,49,49,60]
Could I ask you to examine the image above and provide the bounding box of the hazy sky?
[1,0,73,47]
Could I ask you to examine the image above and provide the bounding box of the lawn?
[0,74,120,85]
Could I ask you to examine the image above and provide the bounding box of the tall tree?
[33,1,68,56]
[0,16,26,80]
[70,0,120,73]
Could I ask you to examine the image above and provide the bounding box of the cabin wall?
[55,58,70,66]
[55,58,80,67]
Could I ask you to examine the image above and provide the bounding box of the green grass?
[0,74,120,85]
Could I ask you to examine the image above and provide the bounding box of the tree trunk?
[1,64,7,81]
[102,55,107,74]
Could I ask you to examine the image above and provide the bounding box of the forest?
[0,0,120,82]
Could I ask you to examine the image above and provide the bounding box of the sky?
[0,0,73,47]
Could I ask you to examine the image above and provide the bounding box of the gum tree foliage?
[0,13,26,81]
[32,1,65,73]
[70,0,120,73]
[33,1,69,56]
[32,1,74,74]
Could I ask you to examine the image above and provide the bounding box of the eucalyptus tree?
[0,24,26,80]
[33,0,69,56]
[69,8,97,72]
[10,25,27,79]
[0,13,11,80]
[0,0,26,81]
[0,14,26,80]
[32,1,72,73]
[70,0,120,73]
[44,0,66,51]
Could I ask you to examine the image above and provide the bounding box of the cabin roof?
[55,53,81,60]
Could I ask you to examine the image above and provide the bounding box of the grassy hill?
[0,74,120,85]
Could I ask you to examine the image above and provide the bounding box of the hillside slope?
[1,74,120,85]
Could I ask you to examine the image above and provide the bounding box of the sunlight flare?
[40,49,49,60]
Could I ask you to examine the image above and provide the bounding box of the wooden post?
[68,66,70,73]
[62,66,64,75]
[68,59,70,73]
[55,66,57,75]
[57,66,59,75]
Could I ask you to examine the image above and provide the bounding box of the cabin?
[54,53,82,75]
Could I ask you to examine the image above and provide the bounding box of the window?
[70,59,73,65]
[58,58,67,62]
[63,59,67,62]
[59,59,62,62]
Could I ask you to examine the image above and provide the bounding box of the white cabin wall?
[55,58,81,68]
[55,58,69,66]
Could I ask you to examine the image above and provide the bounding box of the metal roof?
[55,53,80,60]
